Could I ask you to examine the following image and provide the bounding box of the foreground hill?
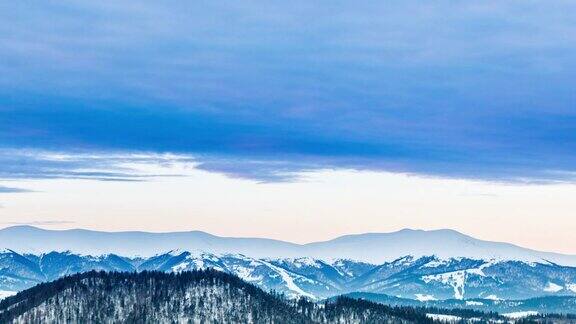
[1,226,575,265]
[0,270,436,323]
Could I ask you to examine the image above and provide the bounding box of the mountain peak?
[3,225,45,231]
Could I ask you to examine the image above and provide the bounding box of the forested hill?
[0,270,434,323]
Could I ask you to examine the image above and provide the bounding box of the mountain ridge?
[1,264,575,320]
[1,249,576,302]
[1,225,575,266]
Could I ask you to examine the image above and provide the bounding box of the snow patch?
[502,311,538,319]
[231,265,263,282]
[420,260,498,300]
[0,290,16,300]
[171,262,190,272]
[392,255,415,265]
[426,314,461,321]
[329,259,368,277]
[259,260,316,299]
[485,294,502,301]
[292,257,322,268]
[465,301,484,306]
[422,258,449,268]
[192,259,205,269]
[543,282,563,293]
[415,294,437,302]
[422,270,466,299]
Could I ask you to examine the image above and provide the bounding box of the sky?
[1,1,575,253]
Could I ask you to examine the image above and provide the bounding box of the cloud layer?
[1,1,576,182]
[0,186,32,193]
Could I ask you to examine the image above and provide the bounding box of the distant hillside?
[344,292,576,315]
[0,270,437,323]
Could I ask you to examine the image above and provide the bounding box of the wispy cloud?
[0,186,33,193]
[0,150,189,182]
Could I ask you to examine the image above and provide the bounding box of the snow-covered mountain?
[0,226,299,259]
[1,249,576,305]
[1,225,575,313]
[301,229,576,266]
[1,226,575,266]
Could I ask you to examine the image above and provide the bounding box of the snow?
[292,257,322,268]
[465,301,484,306]
[543,282,563,292]
[0,290,16,300]
[485,294,502,301]
[393,255,416,265]
[415,294,437,301]
[329,259,358,277]
[331,265,349,277]
[426,313,461,321]
[192,259,206,269]
[169,253,228,272]
[422,270,466,299]
[467,268,485,276]
[420,260,500,300]
[168,249,185,256]
[231,265,263,282]
[203,254,220,262]
[259,260,316,299]
[171,262,190,272]
[473,259,498,276]
[502,311,538,319]
[422,258,449,268]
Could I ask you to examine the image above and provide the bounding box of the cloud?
[0,150,192,182]
[0,186,33,193]
[0,1,575,182]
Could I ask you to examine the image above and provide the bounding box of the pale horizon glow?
[1,156,575,255]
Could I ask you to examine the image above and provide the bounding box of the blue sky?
[1,1,576,183]
[1,1,576,251]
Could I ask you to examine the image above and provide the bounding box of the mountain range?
[1,226,575,315]
[0,249,575,304]
[1,226,575,265]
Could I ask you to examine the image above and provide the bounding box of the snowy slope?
[0,226,575,266]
